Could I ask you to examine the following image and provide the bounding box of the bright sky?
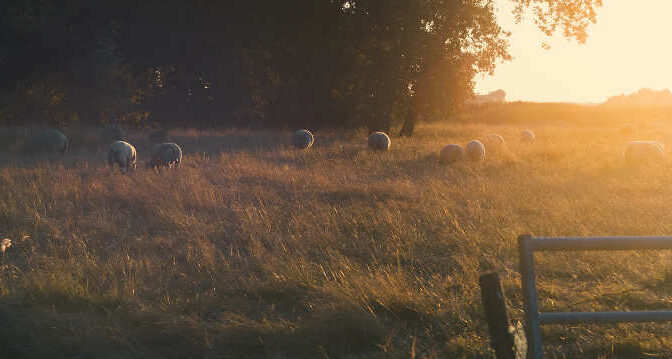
[475,1,672,103]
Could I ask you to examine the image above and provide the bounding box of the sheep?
[1,238,11,254]
[440,144,465,164]
[108,140,137,173]
[23,128,68,154]
[521,129,535,143]
[368,131,391,151]
[485,133,505,147]
[465,140,486,162]
[624,141,664,164]
[147,142,183,169]
[293,129,314,149]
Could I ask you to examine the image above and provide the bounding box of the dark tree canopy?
[0,0,602,130]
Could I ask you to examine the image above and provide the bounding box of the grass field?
[3,104,672,358]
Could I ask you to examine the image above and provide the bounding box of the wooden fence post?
[479,272,527,359]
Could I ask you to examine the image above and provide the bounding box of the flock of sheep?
[21,127,182,173]
[107,140,183,173]
[294,128,535,163]
[295,128,665,166]
[17,126,667,171]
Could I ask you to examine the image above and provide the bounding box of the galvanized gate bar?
[539,311,672,324]
[518,235,543,359]
[530,236,672,251]
[517,234,672,359]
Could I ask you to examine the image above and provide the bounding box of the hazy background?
[476,0,672,103]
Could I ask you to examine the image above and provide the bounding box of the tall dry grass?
[2,105,672,358]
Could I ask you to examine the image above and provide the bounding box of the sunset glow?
[476,0,672,103]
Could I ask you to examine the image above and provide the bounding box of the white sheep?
[1,238,11,254]
[368,131,391,151]
[147,142,183,168]
[293,129,315,149]
[624,141,664,163]
[108,140,137,173]
[465,140,486,162]
[485,133,505,147]
[440,144,465,164]
[521,129,535,143]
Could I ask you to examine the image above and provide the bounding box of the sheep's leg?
[122,157,129,174]
[108,151,116,168]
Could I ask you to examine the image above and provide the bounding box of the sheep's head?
[0,238,11,253]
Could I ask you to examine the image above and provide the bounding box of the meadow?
[3,103,672,358]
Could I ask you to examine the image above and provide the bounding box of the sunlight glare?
[475,1,672,103]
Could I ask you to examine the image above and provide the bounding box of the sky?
[474,1,672,103]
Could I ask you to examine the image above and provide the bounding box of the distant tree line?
[605,88,672,106]
[0,0,601,132]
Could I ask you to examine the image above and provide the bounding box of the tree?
[0,0,603,129]
[511,0,602,43]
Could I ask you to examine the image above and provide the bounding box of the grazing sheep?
[624,141,664,164]
[100,124,127,144]
[440,144,465,164]
[521,129,535,143]
[147,142,182,168]
[465,140,486,162]
[368,131,391,151]
[108,141,137,173]
[485,133,505,147]
[293,129,314,149]
[1,238,12,254]
[23,128,68,154]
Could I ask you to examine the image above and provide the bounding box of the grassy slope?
[2,105,672,357]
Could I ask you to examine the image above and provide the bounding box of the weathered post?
[479,272,527,359]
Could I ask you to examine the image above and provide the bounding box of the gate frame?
[518,234,672,359]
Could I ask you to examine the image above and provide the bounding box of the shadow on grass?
[0,274,492,359]
[0,297,387,359]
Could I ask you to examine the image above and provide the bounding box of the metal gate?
[519,234,672,359]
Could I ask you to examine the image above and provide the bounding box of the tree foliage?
[0,0,602,130]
